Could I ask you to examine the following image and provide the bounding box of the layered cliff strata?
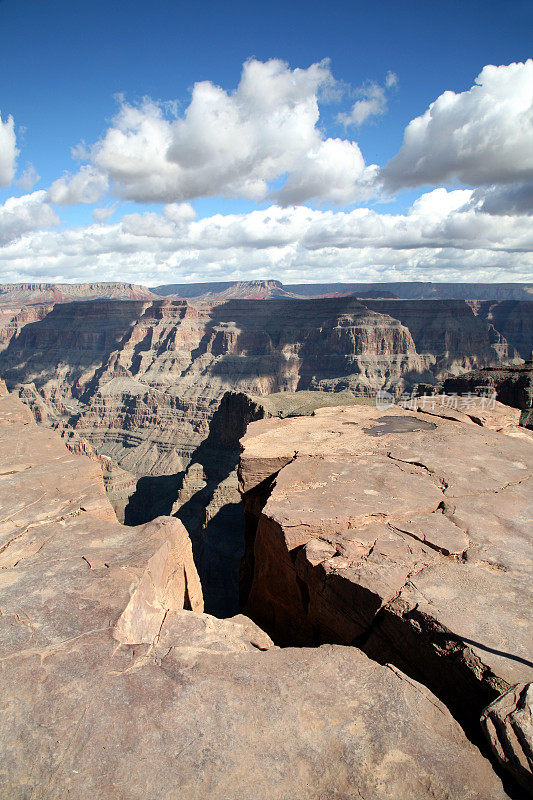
[238,404,533,739]
[0,281,158,306]
[162,387,530,618]
[363,298,518,372]
[0,295,520,483]
[0,388,510,800]
[443,359,533,430]
[467,300,533,359]
[153,279,533,301]
[0,302,53,352]
[481,683,533,793]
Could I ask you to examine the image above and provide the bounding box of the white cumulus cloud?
[0,189,531,284]
[48,165,109,205]
[382,60,533,190]
[338,72,398,127]
[92,204,118,223]
[0,191,59,246]
[385,71,398,89]
[162,202,197,225]
[17,163,40,192]
[0,111,18,187]
[80,59,378,205]
[461,182,533,216]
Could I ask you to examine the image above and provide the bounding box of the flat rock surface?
[399,394,533,442]
[0,393,510,799]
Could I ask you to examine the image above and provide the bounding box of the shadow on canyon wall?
[0,300,148,393]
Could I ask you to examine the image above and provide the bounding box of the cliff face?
[153,280,533,301]
[290,281,533,301]
[238,405,533,740]
[0,303,54,352]
[0,296,518,482]
[162,390,374,616]
[443,361,533,430]
[0,281,158,305]
[363,298,517,373]
[466,300,533,359]
[158,278,300,299]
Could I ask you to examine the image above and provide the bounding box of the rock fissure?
[389,520,469,558]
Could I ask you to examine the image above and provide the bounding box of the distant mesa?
[0,282,157,307]
[151,280,533,302]
[157,279,300,301]
[1,279,532,306]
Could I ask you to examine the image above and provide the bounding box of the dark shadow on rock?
[124,473,182,525]
[0,299,148,398]
[124,391,267,617]
[170,392,268,617]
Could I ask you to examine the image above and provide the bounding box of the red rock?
[0,391,510,799]
[481,683,533,793]
[239,404,533,733]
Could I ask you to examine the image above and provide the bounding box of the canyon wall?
[165,389,372,616]
[467,300,533,359]
[0,302,54,352]
[0,295,522,485]
[442,360,533,430]
[154,279,533,301]
[0,281,158,305]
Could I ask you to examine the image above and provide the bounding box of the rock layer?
[168,390,374,616]
[481,683,533,793]
[153,279,533,301]
[0,296,520,482]
[467,300,533,359]
[443,359,533,430]
[0,281,158,306]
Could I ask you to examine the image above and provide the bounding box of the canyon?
[0,289,529,490]
[0,282,530,612]
[0,284,530,601]
[0,279,532,797]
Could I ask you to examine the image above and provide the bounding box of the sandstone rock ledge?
[0,391,509,799]
[239,403,533,741]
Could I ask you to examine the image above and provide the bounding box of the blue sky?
[0,0,531,284]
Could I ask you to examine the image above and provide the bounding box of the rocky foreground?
[0,385,526,798]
